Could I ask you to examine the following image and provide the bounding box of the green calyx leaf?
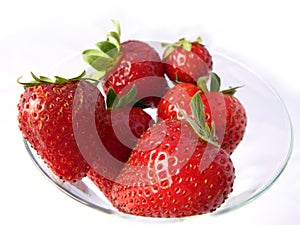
[209,72,221,92]
[17,71,86,88]
[106,31,121,47]
[221,85,244,95]
[96,41,119,59]
[111,19,121,42]
[161,38,190,58]
[190,92,205,128]
[196,36,203,44]
[106,85,137,110]
[82,19,121,72]
[82,49,116,71]
[37,75,53,83]
[197,77,209,93]
[106,88,119,109]
[196,72,242,95]
[182,40,192,52]
[161,36,204,58]
[196,72,220,93]
[177,92,219,147]
[163,45,175,58]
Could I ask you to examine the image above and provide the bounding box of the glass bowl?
[22,42,293,224]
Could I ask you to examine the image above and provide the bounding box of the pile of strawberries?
[17,20,247,218]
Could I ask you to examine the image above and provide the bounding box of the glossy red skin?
[102,40,169,107]
[87,171,115,202]
[17,80,106,182]
[163,43,213,84]
[87,107,154,201]
[201,92,247,154]
[97,107,154,163]
[157,83,200,120]
[158,83,247,154]
[111,119,235,218]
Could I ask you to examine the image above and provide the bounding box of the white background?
[1,0,299,224]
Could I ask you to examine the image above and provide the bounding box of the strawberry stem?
[209,72,221,92]
[221,86,244,95]
[177,92,219,147]
[17,71,86,88]
[106,85,138,110]
[197,72,243,95]
[82,20,121,72]
[161,37,205,58]
[197,77,209,93]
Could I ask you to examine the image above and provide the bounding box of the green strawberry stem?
[82,19,121,72]
[17,71,87,88]
[197,72,243,95]
[106,85,147,110]
[209,72,221,92]
[161,37,204,58]
[221,86,244,95]
[177,92,219,147]
[197,77,209,93]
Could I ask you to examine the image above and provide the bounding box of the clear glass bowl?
[22,42,293,224]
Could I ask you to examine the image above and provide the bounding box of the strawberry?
[158,73,247,154]
[97,107,154,163]
[111,117,235,217]
[17,72,106,182]
[87,87,154,201]
[162,37,213,84]
[157,82,201,119]
[83,20,169,107]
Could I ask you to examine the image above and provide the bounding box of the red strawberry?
[98,107,154,163]
[162,37,213,84]
[87,87,154,201]
[200,92,247,154]
[158,73,247,154]
[83,20,169,107]
[17,72,106,182]
[111,119,235,217]
[158,82,200,119]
